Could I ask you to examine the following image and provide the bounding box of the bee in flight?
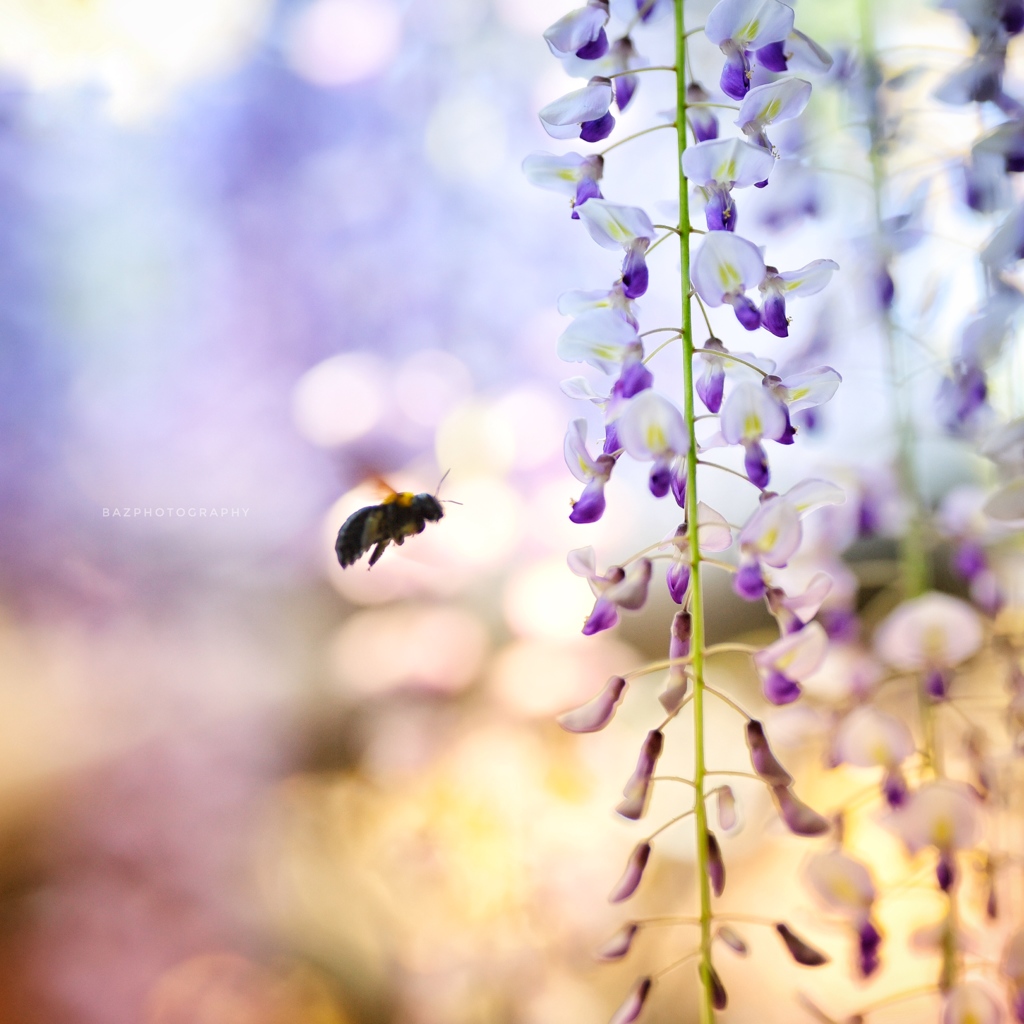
[335,477,451,568]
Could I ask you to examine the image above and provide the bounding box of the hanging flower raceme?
[618,390,690,502]
[873,592,984,699]
[682,136,776,231]
[522,151,604,218]
[691,230,767,329]
[576,199,657,298]
[704,0,795,100]
[758,259,839,337]
[544,1,611,61]
[539,76,615,142]
[569,546,653,635]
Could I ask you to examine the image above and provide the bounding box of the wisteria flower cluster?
[526,0,843,1019]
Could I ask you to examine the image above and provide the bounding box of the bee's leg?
[368,540,390,566]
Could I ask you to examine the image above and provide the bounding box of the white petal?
[691,231,766,305]
[984,477,1024,523]
[874,592,983,671]
[705,0,794,49]
[754,621,828,681]
[737,78,812,133]
[783,478,846,516]
[778,258,840,296]
[805,850,875,916]
[834,706,914,768]
[567,546,598,578]
[557,309,640,373]
[786,29,833,74]
[564,419,598,482]
[522,151,588,195]
[720,381,787,444]
[558,288,623,316]
[739,495,801,566]
[778,367,841,411]
[560,376,607,402]
[682,137,776,189]
[618,390,689,460]
[543,2,608,57]
[778,571,832,622]
[698,502,733,552]
[576,198,656,250]
[539,80,613,131]
[943,982,1001,1024]
[886,780,980,853]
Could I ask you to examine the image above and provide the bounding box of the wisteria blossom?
[544,0,610,60]
[682,137,776,231]
[617,390,690,500]
[874,592,984,698]
[564,419,616,523]
[568,546,653,634]
[736,78,812,150]
[704,0,795,99]
[577,199,657,297]
[539,77,615,141]
[805,851,882,976]
[691,231,766,328]
[522,151,604,217]
[758,259,839,337]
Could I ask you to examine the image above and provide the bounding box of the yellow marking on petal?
[828,876,864,906]
[757,526,778,552]
[932,815,953,849]
[716,260,742,291]
[789,386,809,401]
[743,412,762,438]
[758,98,782,123]
[645,424,667,452]
[739,18,761,40]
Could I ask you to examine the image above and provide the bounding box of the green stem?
[674,4,714,1021]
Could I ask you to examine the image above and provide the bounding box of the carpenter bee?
[335,478,449,568]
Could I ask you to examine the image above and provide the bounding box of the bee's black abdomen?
[335,492,445,569]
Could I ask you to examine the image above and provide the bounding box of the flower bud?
[609,977,652,1024]
[745,720,793,785]
[616,730,664,820]
[609,842,651,902]
[596,922,638,961]
[775,923,829,966]
[558,676,628,733]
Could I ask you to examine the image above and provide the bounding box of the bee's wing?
[336,505,390,567]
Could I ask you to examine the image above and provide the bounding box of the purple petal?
[609,977,652,1024]
[857,919,882,978]
[670,462,687,507]
[705,187,738,232]
[937,852,956,892]
[706,830,726,896]
[925,668,948,700]
[658,676,690,713]
[603,421,621,454]
[696,365,725,414]
[573,176,603,214]
[617,359,653,398]
[717,785,737,831]
[576,26,609,59]
[649,460,671,498]
[876,266,895,310]
[771,785,831,836]
[763,669,802,705]
[669,610,692,660]
[707,963,727,1010]
[621,242,649,299]
[609,842,651,902]
[745,720,793,785]
[667,561,691,604]
[755,40,788,72]
[761,292,789,337]
[775,923,830,966]
[583,598,619,635]
[728,293,761,330]
[733,562,766,601]
[558,675,627,733]
[882,766,908,807]
[716,925,748,956]
[616,729,664,820]
[720,50,750,101]
[953,541,987,581]
[596,922,638,961]
[615,73,638,111]
[571,476,609,523]
[687,83,719,141]
[580,111,616,143]
[743,441,771,489]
